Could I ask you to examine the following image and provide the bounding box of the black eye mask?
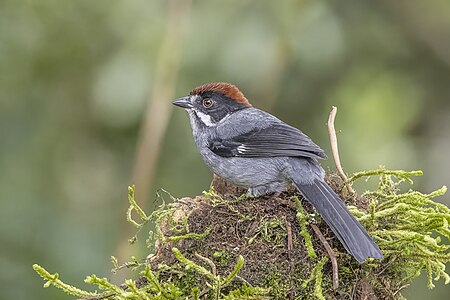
[196,91,248,123]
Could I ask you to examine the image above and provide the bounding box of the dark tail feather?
[293,179,383,263]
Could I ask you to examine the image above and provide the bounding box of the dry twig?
[195,252,217,276]
[287,221,293,253]
[327,106,355,194]
[311,224,339,290]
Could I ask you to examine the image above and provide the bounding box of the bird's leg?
[247,182,287,197]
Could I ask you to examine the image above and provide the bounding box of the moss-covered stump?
[142,171,449,299]
[33,169,450,300]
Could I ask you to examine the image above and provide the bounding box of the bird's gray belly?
[200,150,289,188]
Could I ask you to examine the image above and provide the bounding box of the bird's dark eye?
[202,98,213,108]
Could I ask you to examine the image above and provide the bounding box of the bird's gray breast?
[189,108,290,187]
[199,145,290,187]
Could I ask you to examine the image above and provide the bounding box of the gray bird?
[172,82,383,263]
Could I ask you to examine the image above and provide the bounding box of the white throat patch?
[194,110,216,127]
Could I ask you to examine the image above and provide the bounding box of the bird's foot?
[247,182,287,198]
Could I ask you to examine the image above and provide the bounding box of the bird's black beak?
[172,96,193,109]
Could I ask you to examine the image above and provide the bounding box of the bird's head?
[172,82,252,127]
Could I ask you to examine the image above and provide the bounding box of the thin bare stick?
[392,284,410,297]
[235,275,251,286]
[375,256,397,276]
[327,106,355,194]
[311,224,339,290]
[195,252,217,276]
[286,221,296,300]
[287,221,293,252]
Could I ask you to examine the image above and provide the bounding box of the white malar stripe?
[195,110,216,127]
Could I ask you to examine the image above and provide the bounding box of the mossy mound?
[148,174,371,299]
[34,169,450,300]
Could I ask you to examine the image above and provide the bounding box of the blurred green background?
[1,0,450,299]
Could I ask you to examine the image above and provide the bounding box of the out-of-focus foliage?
[0,0,449,299]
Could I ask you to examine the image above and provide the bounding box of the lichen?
[33,168,450,300]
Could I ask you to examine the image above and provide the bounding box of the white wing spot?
[237,145,247,154]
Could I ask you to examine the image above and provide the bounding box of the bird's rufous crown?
[190,82,252,107]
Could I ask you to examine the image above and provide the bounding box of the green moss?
[248,217,286,246]
[33,168,450,299]
[221,284,270,300]
[301,256,329,300]
[213,250,232,267]
[294,196,317,259]
[203,186,252,221]
[168,227,212,242]
[171,247,251,299]
[263,269,289,299]
[32,264,105,299]
[347,169,450,290]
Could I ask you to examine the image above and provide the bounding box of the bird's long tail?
[293,178,383,263]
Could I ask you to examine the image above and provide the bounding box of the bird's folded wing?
[210,122,327,160]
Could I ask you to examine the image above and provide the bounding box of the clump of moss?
[34,169,450,299]
[213,250,233,267]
